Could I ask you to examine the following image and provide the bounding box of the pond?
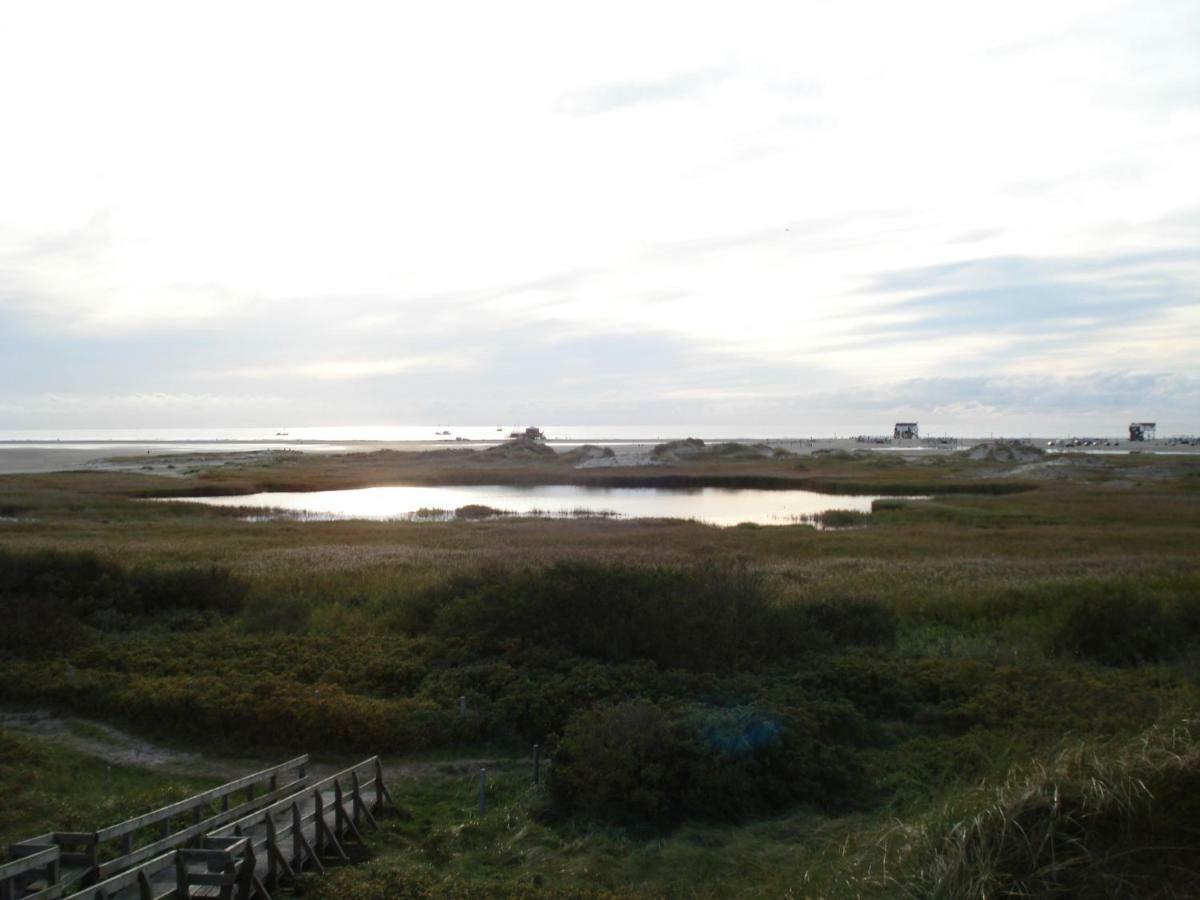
[161,484,923,527]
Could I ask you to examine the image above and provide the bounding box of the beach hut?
[893,422,919,440]
[1129,422,1156,441]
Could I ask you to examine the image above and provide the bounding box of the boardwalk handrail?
[92,776,311,880]
[209,757,386,840]
[208,756,394,887]
[7,756,307,897]
[60,836,255,900]
[7,754,395,899]
[95,755,308,843]
[0,845,61,900]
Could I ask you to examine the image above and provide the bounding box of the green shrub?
[546,700,865,826]
[0,595,93,657]
[798,600,897,649]
[1051,586,1192,666]
[0,548,247,620]
[815,509,870,528]
[410,561,898,671]
[241,593,314,634]
[425,561,810,670]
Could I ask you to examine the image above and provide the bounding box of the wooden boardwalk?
[1,756,395,900]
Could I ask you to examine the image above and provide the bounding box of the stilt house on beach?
[893,422,919,440]
[1129,422,1156,441]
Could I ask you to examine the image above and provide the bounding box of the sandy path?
[0,709,522,783]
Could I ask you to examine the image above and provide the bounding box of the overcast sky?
[2,0,1198,435]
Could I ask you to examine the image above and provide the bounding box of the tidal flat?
[2,441,1199,898]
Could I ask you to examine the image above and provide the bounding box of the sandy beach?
[0,435,1190,477]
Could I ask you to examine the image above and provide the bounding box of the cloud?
[845,251,1198,343]
[555,66,731,116]
[223,356,478,380]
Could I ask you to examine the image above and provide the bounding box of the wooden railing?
[60,836,256,900]
[207,757,394,889]
[5,757,309,899]
[4,755,395,900]
[0,845,60,900]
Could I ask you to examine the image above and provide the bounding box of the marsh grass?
[2,450,1199,895]
[0,730,217,851]
[876,720,1200,898]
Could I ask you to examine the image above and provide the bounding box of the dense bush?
[401,561,895,671]
[546,699,865,826]
[1051,584,1198,666]
[0,548,247,623]
[797,600,897,648]
[0,595,93,657]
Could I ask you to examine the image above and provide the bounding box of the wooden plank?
[0,845,59,879]
[95,780,310,879]
[94,757,307,843]
[63,840,248,900]
[207,757,379,841]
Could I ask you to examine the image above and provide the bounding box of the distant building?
[1129,422,1156,441]
[893,422,919,440]
[509,426,546,441]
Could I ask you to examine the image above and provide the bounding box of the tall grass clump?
[887,720,1200,898]
[1051,582,1200,666]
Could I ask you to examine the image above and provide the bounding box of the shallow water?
[163,484,917,527]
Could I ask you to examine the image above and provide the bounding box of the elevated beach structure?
[893,422,919,440]
[1129,422,1157,441]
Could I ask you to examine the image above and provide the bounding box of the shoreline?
[0,435,1195,476]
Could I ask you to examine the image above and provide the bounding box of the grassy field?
[1,446,1198,896]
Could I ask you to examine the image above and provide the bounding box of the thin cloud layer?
[0,1,1197,434]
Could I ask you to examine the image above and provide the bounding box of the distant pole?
[532,744,540,785]
[106,765,112,796]
[478,768,487,815]
[459,696,467,717]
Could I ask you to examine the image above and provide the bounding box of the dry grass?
[873,720,1200,898]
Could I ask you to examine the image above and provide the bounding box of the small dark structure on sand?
[894,422,919,440]
[509,426,545,440]
[1129,422,1156,441]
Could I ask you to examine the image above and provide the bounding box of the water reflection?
[163,484,921,527]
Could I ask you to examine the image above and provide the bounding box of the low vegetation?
[1,448,1198,895]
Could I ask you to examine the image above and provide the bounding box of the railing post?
[372,757,395,813]
[351,771,364,826]
[291,802,304,871]
[240,843,258,900]
[137,869,154,900]
[374,758,385,812]
[174,851,189,899]
[313,790,326,855]
[333,780,349,837]
[265,815,278,888]
[87,833,100,886]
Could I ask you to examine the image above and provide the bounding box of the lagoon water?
[166,484,906,527]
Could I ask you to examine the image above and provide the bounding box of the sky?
[1,0,1198,436]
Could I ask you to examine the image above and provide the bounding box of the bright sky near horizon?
[1,1,1198,434]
